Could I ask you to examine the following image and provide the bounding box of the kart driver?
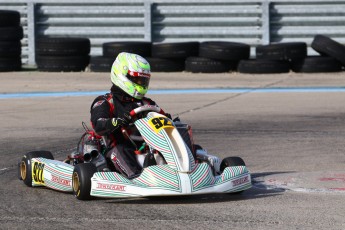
[90,52,167,179]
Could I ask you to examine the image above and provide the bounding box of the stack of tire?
[149,42,199,72]
[91,41,250,73]
[90,42,152,72]
[238,35,344,74]
[307,35,345,73]
[0,10,23,72]
[186,42,250,73]
[36,37,90,72]
[238,42,307,74]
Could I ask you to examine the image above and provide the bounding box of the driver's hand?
[111,112,131,129]
[165,113,172,119]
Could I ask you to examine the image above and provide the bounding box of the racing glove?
[110,112,131,130]
[165,113,172,119]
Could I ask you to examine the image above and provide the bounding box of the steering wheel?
[122,105,165,141]
[129,105,164,120]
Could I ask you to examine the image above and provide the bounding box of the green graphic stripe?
[37,158,73,179]
[186,143,196,170]
[219,166,248,183]
[93,172,131,183]
[91,190,137,197]
[137,119,178,169]
[161,130,180,170]
[224,183,252,193]
[136,119,171,150]
[33,158,73,190]
[132,166,180,190]
[190,163,215,190]
[45,179,71,192]
[137,122,168,148]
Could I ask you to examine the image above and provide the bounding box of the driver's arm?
[90,99,129,135]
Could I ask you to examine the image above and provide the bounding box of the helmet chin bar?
[133,90,144,99]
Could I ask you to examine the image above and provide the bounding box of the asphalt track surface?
[1,71,345,229]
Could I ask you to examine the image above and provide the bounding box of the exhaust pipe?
[83,143,100,162]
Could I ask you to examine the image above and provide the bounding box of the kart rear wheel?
[72,163,97,200]
[19,151,54,187]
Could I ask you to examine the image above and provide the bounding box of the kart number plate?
[149,117,173,133]
[32,162,45,185]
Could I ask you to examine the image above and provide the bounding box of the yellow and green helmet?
[111,52,151,99]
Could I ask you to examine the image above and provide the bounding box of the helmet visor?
[127,70,150,88]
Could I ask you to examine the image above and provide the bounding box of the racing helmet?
[111,52,151,99]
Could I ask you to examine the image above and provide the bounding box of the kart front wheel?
[19,151,54,187]
[220,157,247,194]
[72,163,97,200]
[220,156,246,173]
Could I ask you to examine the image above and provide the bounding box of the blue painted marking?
[1,87,345,99]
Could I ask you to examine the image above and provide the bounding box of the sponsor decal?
[149,117,173,133]
[97,183,126,191]
[232,176,249,186]
[32,162,45,185]
[51,175,71,186]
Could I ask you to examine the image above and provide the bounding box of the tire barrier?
[238,42,307,74]
[291,56,343,73]
[238,60,290,74]
[240,36,345,74]
[35,37,90,72]
[0,10,22,72]
[185,56,236,73]
[102,42,152,58]
[199,41,250,61]
[191,41,249,73]
[150,42,199,72]
[311,35,345,67]
[89,36,345,74]
[90,42,152,72]
[89,56,114,72]
[0,23,341,74]
[146,57,185,72]
[256,42,307,61]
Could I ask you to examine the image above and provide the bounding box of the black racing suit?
[90,85,159,178]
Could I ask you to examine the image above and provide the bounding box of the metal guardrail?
[0,0,344,66]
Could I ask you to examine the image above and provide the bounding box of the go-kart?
[18,105,251,200]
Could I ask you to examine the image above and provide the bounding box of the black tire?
[185,56,235,73]
[89,56,114,72]
[256,42,307,61]
[36,55,90,72]
[311,35,345,66]
[0,57,21,72]
[151,42,199,58]
[0,27,23,41]
[146,57,185,72]
[72,163,97,200]
[36,37,91,56]
[0,10,21,27]
[0,41,21,57]
[19,151,54,187]
[199,41,250,61]
[221,157,247,194]
[237,59,290,74]
[291,56,343,73]
[102,42,151,58]
[220,157,246,173]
